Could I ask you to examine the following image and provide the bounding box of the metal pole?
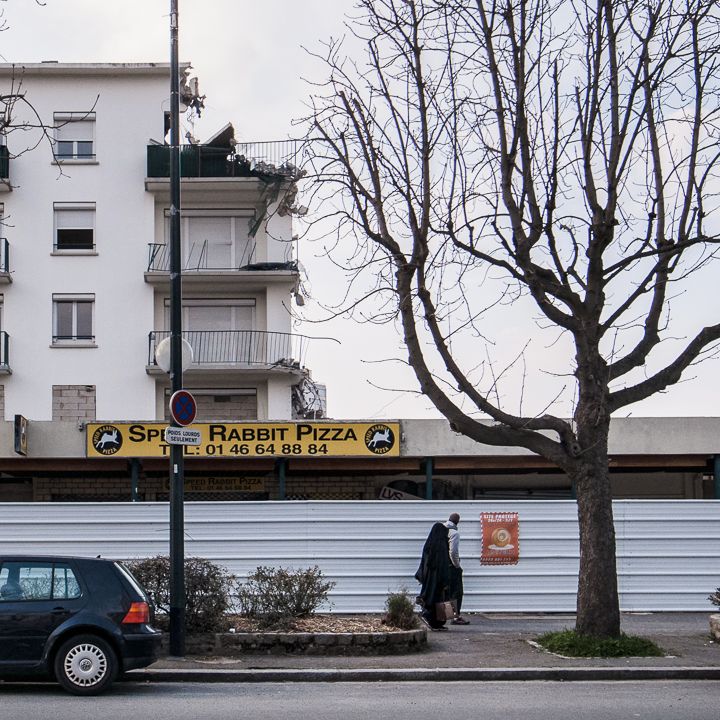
[276,458,287,500]
[168,0,185,657]
[424,457,434,500]
[130,458,140,502]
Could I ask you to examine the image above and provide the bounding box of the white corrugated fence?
[1,500,719,612]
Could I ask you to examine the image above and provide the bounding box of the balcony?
[0,238,10,283]
[0,146,10,192]
[146,139,300,179]
[147,330,309,375]
[147,144,247,179]
[145,243,298,290]
[144,139,301,203]
[147,242,255,272]
[0,331,10,374]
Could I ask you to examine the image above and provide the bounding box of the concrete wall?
[265,204,293,264]
[400,417,720,456]
[52,385,96,422]
[1,420,84,457]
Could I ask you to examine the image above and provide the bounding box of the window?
[164,209,255,270]
[165,298,255,332]
[53,564,82,600]
[54,203,95,252]
[0,562,81,602]
[54,112,96,160]
[53,294,95,344]
[163,298,256,364]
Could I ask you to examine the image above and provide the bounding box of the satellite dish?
[155,336,194,373]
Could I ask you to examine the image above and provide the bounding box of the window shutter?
[55,120,94,141]
[56,208,94,228]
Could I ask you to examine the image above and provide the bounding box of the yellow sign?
[86,422,400,458]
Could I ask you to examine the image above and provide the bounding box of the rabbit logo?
[364,424,395,454]
[92,425,123,455]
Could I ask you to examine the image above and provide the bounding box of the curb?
[126,666,720,683]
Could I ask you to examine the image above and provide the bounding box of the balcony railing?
[146,139,300,179]
[0,238,9,273]
[234,140,300,169]
[147,242,255,272]
[148,330,309,369]
[0,331,10,370]
[0,146,9,180]
[52,334,95,344]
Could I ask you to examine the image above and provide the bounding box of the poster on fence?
[481,512,520,565]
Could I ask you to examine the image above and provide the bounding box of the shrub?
[126,555,233,634]
[234,565,335,629]
[535,629,664,658]
[383,588,419,630]
[709,588,720,608]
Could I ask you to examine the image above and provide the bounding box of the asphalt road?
[1,680,719,720]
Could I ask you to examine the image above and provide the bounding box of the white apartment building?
[0,62,319,428]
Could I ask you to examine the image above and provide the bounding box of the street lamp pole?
[168,0,185,657]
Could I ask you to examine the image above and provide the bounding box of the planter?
[160,628,427,656]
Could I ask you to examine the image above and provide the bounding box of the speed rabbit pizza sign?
[86,422,400,458]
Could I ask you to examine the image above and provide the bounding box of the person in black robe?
[414,521,451,630]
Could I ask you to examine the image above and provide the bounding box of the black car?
[0,555,161,695]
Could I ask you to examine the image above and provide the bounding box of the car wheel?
[54,634,118,696]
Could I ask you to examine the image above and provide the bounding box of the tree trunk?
[570,427,621,637]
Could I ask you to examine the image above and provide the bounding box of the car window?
[0,566,23,601]
[20,565,54,600]
[53,564,82,600]
[114,561,148,600]
[0,562,81,602]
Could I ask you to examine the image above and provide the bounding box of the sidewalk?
[128,612,720,683]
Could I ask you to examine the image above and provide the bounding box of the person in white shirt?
[445,512,470,625]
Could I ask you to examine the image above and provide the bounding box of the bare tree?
[0,1,77,174]
[0,69,57,158]
[304,0,720,637]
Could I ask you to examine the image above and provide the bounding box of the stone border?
[161,628,427,656]
[709,614,720,641]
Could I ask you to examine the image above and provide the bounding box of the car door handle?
[52,607,68,615]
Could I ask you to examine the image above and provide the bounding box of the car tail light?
[122,601,150,624]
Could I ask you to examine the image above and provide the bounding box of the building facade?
[0,62,318,428]
[0,64,718,505]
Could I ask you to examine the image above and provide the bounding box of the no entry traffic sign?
[169,390,197,427]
